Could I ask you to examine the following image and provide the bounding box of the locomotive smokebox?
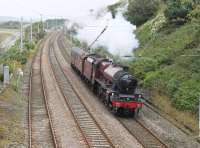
[113,70,137,94]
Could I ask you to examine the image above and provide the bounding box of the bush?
[164,0,193,25]
[188,5,200,21]
[1,46,28,65]
[124,0,159,26]
[129,59,158,81]
[25,42,35,50]
[172,80,200,113]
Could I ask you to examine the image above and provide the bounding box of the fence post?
[3,66,9,85]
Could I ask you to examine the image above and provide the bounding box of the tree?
[124,0,159,26]
[164,0,193,25]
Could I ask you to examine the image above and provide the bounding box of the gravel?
[139,105,200,148]
[54,38,143,148]
[41,35,87,148]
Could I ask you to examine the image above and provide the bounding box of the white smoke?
[67,1,139,57]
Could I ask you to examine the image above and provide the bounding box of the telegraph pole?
[199,94,200,137]
[55,18,57,30]
[40,14,44,32]
[30,19,33,43]
[20,17,23,51]
[38,23,40,34]
[46,21,48,30]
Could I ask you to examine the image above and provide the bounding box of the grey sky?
[1,0,117,20]
[1,0,138,56]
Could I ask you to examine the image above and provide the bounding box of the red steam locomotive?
[71,47,144,117]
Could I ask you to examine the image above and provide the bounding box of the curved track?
[48,38,114,147]
[28,37,58,148]
[56,32,169,148]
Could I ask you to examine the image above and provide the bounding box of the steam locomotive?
[71,47,144,117]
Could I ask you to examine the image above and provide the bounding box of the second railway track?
[27,32,169,148]
[118,118,168,148]
[28,37,58,148]
[49,41,114,147]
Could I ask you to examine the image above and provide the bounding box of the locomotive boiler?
[103,65,137,94]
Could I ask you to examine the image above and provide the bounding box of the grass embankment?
[0,78,25,147]
[0,42,41,147]
[130,6,200,134]
[0,23,45,146]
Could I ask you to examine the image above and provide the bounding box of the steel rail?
[49,37,114,147]
[28,35,58,148]
[56,32,169,148]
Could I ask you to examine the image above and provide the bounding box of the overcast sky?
[1,0,138,56]
[1,0,117,20]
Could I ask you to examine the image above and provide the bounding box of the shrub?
[1,47,28,65]
[188,5,200,21]
[129,58,158,81]
[172,80,200,113]
[124,0,159,26]
[164,0,193,25]
[25,42,35,50]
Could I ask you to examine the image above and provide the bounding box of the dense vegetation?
[0,21,46,147]
[45,19,67,29]
[124,0,200,116]
[124,0,159,26]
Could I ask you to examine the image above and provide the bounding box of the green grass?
[0,78,25,147]
[0,22,43,147]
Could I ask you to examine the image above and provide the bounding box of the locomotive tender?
[71,47,144,117]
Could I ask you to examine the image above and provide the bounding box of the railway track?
[48,42,114,148]
[56,32,169,148]
[28,38,58,148]
[118,118,168,148]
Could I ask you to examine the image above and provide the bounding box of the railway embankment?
[0,32,44,147]
[121,0,200,136]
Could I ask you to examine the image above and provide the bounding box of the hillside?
[126,0,200,133]
[0,16,18,22]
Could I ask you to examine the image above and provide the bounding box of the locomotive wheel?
[134,108,140,118]
[104,100,109,106]
[91,85,96,93]
[97,86,101,97]
[117,108,123,115]
[80,75,84,80]
[108,103,113,110]
[129,109,135,117]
